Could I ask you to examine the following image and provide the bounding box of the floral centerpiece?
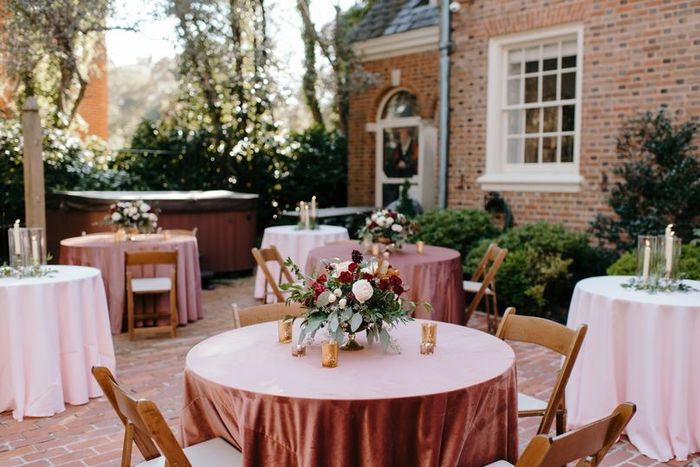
[105,200,159,233]
[357,209,417,248]
[282,249,418,352]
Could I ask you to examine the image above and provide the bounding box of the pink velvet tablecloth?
[0,266,116,421]
[566,276,700,462]
[181,320,517,467]
[306,244,466,325]
[59,233,203,334]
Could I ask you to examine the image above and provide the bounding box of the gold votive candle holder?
[370,244,380,256]
[421,322,437,345]
[321,340,338,368]
[278,320,292,343]
[292,344,306,357]
[163,230,172,241]
[416,241,425,254]
[420,342,435,355]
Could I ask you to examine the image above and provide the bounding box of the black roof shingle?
[349,0,439,43]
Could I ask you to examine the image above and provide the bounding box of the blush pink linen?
[0,266,116,421]
[566,276,700,462]
[306,244,466,325]
[254,225,350,301]
[60,233,203,334]
[181,320,517,467]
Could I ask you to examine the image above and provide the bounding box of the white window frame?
[478,24,584,193]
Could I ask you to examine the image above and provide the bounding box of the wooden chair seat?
[483,403,636,467]
[137,437,242,467]
[463,280,494,295]
[131,277,172,294]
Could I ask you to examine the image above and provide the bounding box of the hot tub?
[47,190,258,273]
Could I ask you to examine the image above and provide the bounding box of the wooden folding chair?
[232,302,304,328]
[485,402,636,467]
[125,251,178,340]
[165,228,198,237]
[94,366,242,466]
[91,367,161,462]
[496,307,588,435]
[464,243,508,332]
[251,245,294,303]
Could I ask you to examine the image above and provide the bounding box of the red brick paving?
[0,276,697,466]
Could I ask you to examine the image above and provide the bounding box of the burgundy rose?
[346,292,355,301]
[338,271,353,283]
[369,221,377,229]
[312,282,326,298]
[388,275,402,286]
[362,272,374,280]
[389,211,397,218]
[351,250,363,264]
[378,279,390,290]
[316,273,327,284]
[393,285,404,296]
[348,262,358,273]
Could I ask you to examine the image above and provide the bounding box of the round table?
[306,244,465,325]
[566,275,700,462]
[59,233,203,334]
[0,266,115,421]
[181,320,517,467]
[253,225,349,301]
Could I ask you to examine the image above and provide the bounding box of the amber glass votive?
[370,244,380,256]
[278,320,292,343]
[420,342,435,355]
[321,340,339,368]
[416,241,425,254]
[421,322,437,345]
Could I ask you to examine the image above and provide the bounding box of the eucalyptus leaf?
[329,313,339,332]
[316,290,332,307]
[379,328,390,352]
[350,312,363,332]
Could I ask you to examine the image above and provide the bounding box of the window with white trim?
[480,24,584,192]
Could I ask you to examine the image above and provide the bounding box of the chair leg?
[490,293,500,333]
[485,293,492,332]
[127,291,134,341]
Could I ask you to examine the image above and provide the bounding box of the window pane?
[542,74,557,101]
[508,110,524,135]
[525,138,539,163]
[525,46,539,73]
[561,72,576,99]
[381,91,418,119]
[526,108,540,133]
[562,40,577,68]
[525,77,538,103]
[508,49,522,76]
[543,43,558,71]
[562,105,575,131]
[542,137,557,163]
[561,135,574,162]
[507,138,523,164]
[543,107,558,132]
[383,127,419,178]
[507,78,521,105]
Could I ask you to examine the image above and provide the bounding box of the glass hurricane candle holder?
[421,322,437,345]
[416,241,425,254]
[278,320,292,343]
[321,340,338,368]
[23,227,47,266]
[370,244,380,257]
[656,235,682,280]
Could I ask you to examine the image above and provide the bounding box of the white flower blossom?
[140,202,151,212]
[328,294,336,303]
[391,224,403,232]
[352,279,374,303]
[111,212,122,221]
[338,298,347,309]
[333,288,342,297]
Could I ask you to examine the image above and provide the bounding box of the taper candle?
[13,219,21,255]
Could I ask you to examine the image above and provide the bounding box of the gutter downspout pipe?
[437,0,452,209]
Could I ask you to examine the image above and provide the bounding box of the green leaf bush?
[607,244,700,280]
[414,208,498,260]
[465,222,612,321]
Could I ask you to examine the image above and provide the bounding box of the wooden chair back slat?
[496,307,588,435]
[233,303,304,328]
[91,367,161,462]
[466,243,508,323]
[517,403,636,467]
[108,378,192,467]
[251,245,295,303]
[125,251,178,266]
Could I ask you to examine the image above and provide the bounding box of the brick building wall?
[349,0,700,231]
[348,50,440,206]
[76,38,109,140]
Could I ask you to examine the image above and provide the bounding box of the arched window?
[381,91,418,119]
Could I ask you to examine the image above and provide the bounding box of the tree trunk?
[297,0,324,127]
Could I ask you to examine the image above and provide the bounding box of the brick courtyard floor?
[0,275,697,467]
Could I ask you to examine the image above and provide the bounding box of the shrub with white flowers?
[105,200,159,233]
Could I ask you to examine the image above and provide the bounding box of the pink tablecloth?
[254,225,349,301]
[0,266,116,421]
[59,233,203,334]
[181,320,517,466]
[566,276,700,462]
[306,244,465,325]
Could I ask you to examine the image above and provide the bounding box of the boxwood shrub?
[414,208,499,260]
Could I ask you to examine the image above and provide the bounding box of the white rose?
[386,217,394,225]
[111,212,122,221]
[338,298,347,309]
[140,202,151,212]
[328,294,336,303]
[149,213,158,221]
[334,261,353,274]
[371,213,378,221]
[352,279,374,303]
[131,213,139,220]
[333,288,342,297]
[391,224,403,232]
